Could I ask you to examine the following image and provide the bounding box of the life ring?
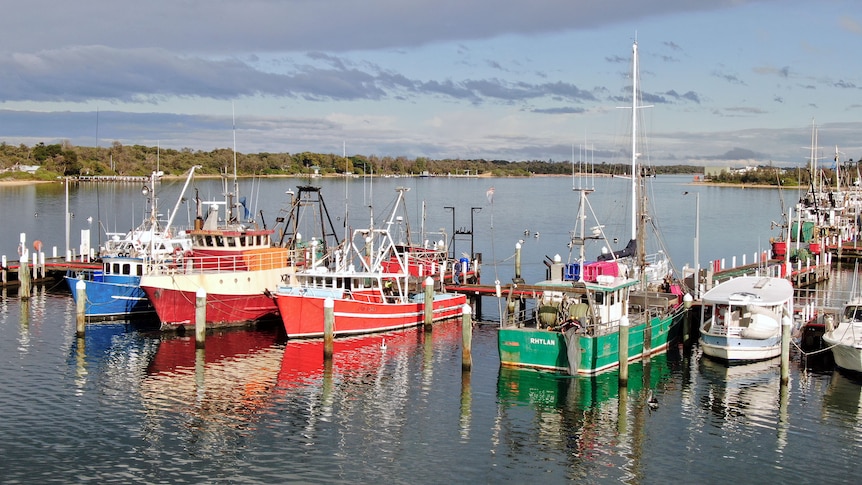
[17,243,23,256]
[33,240,43,252]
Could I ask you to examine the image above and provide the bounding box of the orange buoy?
[33,240,43,252]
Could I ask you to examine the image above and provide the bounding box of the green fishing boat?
[497,40,686,376]
[497,268,683,376]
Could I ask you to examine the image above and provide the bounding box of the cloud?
[531,107,587,114]
[833,80,859,89]
[2,1,755,55]
[839,15,862,34]
[753,65,792,78]
[723,106,768,115]
[0,1,857,166]
[711,70,746,85]
[703,147,767,160]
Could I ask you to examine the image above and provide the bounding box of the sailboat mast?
[630,41,638,242]
[809,119,817,193]
[578,188,587,272]
[631,41,648,281]
[232,104,240,222]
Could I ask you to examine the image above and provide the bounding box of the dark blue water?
[1,176,859,483]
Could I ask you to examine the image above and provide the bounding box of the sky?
[1,0,861,168]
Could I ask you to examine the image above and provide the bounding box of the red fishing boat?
[141,182,340,331]
[274,187,467,339]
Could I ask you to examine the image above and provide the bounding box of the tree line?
[706,163,862,188]
[0,141,706,180]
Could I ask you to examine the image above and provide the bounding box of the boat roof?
[701,276,793,306]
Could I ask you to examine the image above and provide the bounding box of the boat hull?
[699,333,782,362]
[823,327,862,373]
[140,267,289,329]
[498,312,680,376]
[275,292,467,338]
[64,275,153,318]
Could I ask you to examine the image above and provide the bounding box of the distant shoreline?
[0,175,803,190]
[0,179,54,186]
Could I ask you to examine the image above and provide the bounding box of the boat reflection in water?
[68,321,161,390]
[495,353,675,470]
[270,318,465,467]
[139,328,285,450]
[822,370,862,429]
[276,317,463,393]
[697,356,781,429]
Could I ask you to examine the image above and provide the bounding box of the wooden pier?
[1,257,100,287]
[694,247,831,292]
[446,247,831,321]
[829,240,862,260]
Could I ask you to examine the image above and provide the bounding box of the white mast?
[630,41,639,241]
[231,103,240,222]
[809,118,817,193]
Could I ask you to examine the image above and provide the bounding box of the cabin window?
[215,236,225,247]
[594,292,604,305]
[136,264,143,276]
[845,306,862,321]
[239,236,247,247]
[205,235,214,247]
[111,263,120,274]
[122,263,131,275]
[227,237,237,247]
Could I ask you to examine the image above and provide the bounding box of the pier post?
[513,242,523,284]
[424,276,434,331]
[324,297,334,359]
[195,288,206,348]
[75,279,86,337]
[642,311,652,363]
[19,253,31,300]
[461,304,472,371]
[682,293,693,355]
[780,314,791,385]
[1,255,6,285]
[618,315,629,388]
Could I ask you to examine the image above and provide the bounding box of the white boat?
[699,276,794,362]
[822,298,862,373]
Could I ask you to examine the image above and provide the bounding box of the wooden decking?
[1,257,100,287]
